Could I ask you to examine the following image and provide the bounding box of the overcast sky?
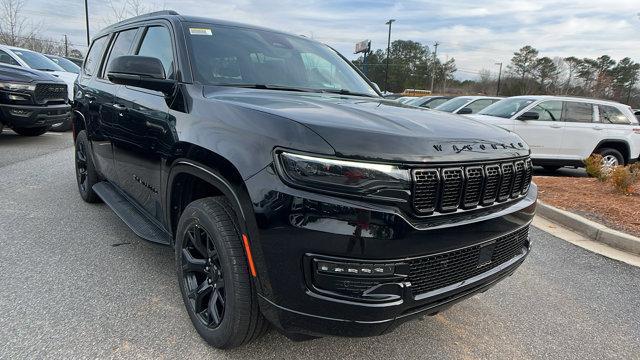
[22,0,640,80]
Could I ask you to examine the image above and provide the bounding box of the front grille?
[34,83,67,104]
[413,158,532,215]
[407,225,529,296]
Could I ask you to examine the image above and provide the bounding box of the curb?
[536,200,640,256]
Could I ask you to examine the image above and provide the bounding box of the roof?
[508,95,628,106]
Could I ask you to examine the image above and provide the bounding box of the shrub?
[609,165,639,195]
[583,154,608,181]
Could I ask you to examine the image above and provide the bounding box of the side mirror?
[372,82,381,93]
[457,107,473,115]
[634,110,640,116]
[106,55,175,94]
[517,111,539,120]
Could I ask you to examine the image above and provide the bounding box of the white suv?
[469,96,640,170]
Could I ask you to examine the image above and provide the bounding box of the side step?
[93,181,171,245]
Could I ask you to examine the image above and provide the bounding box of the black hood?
[0,64,65,84]
[204,87,530,163]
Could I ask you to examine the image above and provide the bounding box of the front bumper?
[244,165,537,338]
[0,103,71,128]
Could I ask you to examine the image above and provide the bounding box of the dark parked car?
[0,63,70,136]
[407,95,452,108]
[73,11,537,349]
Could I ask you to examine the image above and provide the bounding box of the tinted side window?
[563,101,594,123]
[425,98,448,108]
[466,99,494,113]
[599,105,630,124]
[83,36,108,76]
[103,28,138,77]
[529,101,562,121]
[0,50,19,66]
[136,26,174,79]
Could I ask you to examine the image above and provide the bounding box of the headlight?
[0,82,36,91]
[276,151,410,195]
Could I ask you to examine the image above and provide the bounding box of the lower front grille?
[407,225,529,296]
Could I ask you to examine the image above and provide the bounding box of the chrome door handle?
[593,126,604,130]
[549,124,562,128]
[112,103,127,111]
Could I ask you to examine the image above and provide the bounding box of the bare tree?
[104,0,165,26]
[0,0,39,46]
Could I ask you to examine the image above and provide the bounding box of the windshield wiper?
[216,83,318,93]
[320,88,377,98]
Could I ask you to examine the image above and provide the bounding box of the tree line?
[352,40,457,94]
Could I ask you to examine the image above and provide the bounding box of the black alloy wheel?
[181,223,226,328]
[74,130,100,203]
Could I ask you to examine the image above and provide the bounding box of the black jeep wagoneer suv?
[73,11,536,348]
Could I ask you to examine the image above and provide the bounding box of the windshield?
[11,49,64,71]
[479,98,536,118]
[435,97,471,112]
[46,55,80,73]
[185,24,378,97]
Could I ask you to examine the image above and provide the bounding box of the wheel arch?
[593,139,630,164]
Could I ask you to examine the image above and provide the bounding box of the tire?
[49,118,72,132]
[12,126,49,136]
[175,197,267,349]
[74,130,101,203]
[598,148,624,167]
[543,165,561,172]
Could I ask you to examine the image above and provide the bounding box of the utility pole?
[384,19,395,93]
[495,62,503,96]
[64,35,68,57]
[430,42,439,94]
[84,0,90,46]
[442,54,448,94]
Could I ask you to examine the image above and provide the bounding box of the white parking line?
[533,215,640,267]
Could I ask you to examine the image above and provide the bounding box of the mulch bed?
[534,176,640,237]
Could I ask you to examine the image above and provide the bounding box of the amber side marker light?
[242,234,257,277]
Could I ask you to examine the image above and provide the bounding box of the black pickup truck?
[0,64,71,136]
[73,11,537,349]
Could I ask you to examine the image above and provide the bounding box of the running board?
[93,181,171,245]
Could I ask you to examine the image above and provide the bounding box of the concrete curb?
[536,200,640,256]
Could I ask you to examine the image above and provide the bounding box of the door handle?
[112,103,127,111]
[549,123,562,128]
[84,94,96,102]
[593,125,604,130]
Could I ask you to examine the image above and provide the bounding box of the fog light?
[8,94,28,101]
[315,260,395,277]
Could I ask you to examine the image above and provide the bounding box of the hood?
[203,87,529,163]
[0,64,64,84]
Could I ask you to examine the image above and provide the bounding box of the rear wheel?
[75,130,100,203]
[175,197,267,349]
[12,126,49,136]
[598,148,624,168]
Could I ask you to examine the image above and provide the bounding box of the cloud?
[21,0,640,80]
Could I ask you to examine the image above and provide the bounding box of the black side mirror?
[107,55,175,94]
[517,111,539,120]
[457,107,473,115]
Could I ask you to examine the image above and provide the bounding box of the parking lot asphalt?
[0,133,638,359]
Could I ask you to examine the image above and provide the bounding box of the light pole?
[430,42,439,94]
[84,0,90,46]
[495,62,503,96]
[384,19,395,93]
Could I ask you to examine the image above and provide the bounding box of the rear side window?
[599,105,630,124]
[83,36,108,76]
[529,101,562,121]
[0,50,19,66]
[563,101,594,123]
[426,98,448,108]
[103,28,139,77]
[136,26,174,78]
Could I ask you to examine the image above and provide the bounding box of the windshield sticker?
[189,28,213,36]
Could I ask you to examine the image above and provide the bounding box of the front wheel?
[12,126,49,136]
[175,197,267,349]
[75,130,101,203]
